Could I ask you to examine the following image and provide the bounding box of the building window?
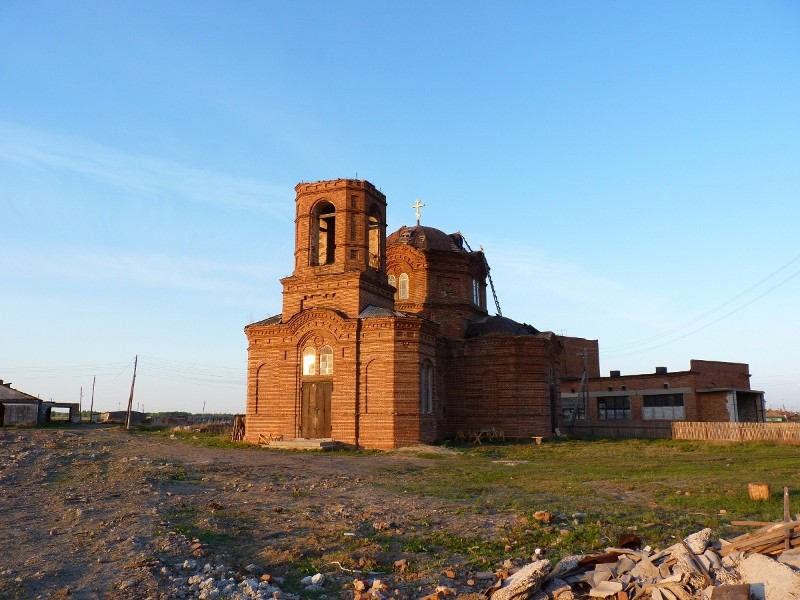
[472,279,480,305]
[561,397,586,420]
[643,394,685,420]
[398,273,409,300]
[319,345,333,375]
[311,201,336,266]
[598,396,630,420]
[368,205,381,270]
[420,361,434,414]
[388,274,396,289]
[302,347,317,376]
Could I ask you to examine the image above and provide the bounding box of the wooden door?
[301,381,332,438]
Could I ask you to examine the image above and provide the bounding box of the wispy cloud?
[483,238,677,328]
[2,246,281,304]
[0,121,292,221]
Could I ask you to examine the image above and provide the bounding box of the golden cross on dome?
[412,198,425,226]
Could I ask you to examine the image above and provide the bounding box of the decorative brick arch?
[254,362,269,415]
[363,358,383,414]
[286,308,349,341]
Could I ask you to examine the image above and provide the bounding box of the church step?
[266,438,342,451]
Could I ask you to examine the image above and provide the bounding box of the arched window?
[398,273,409,300]
[426,364,434,414]
[387,274,396,289]
[302,347,317,376]
[319,345,333,375]
[367,205,381,270]
[310,201,336,266]
[420,361,434,414]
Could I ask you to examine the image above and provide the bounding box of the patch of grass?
[136,428,254,449]
[371,438,800,553]
[401,537,429,553]
[168,504,264,555]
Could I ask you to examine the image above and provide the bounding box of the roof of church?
[358,305,412,318]
[246,314,282,327]
[246,308,414,326]
[464,315,541,339]
[387,225,467,253]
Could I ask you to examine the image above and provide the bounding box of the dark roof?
[358,305,411,318]
[465,315,540,339]
[246,314,281,327]
[387,225,467,253]
[0,382,40,403]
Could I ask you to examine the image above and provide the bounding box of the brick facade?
[244,179,562,449]
[559,360,765,436]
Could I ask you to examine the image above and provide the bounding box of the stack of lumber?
[230,414,245,441]
[720,519,800,557]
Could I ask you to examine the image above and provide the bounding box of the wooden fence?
[672,421,800,443]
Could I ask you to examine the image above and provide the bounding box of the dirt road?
[0,427,514,599]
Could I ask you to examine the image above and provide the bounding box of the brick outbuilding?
[560,358,766,438]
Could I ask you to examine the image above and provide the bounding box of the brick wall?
[690,360,751,390]
[442,334,560,439]
[558,336,600,379]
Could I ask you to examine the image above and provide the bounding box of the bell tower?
[281,179,395,320]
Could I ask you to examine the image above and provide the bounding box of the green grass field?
[368,438,800,560]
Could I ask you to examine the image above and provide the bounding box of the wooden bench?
[532,436,543,445]
[469,427,505,445]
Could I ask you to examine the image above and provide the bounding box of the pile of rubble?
[158,558,296,600]
[481,522,800,600]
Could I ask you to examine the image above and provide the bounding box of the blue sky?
[2,1,799,413]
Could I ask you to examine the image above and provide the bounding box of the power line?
[604,250,800,353]
[604,262,800,358]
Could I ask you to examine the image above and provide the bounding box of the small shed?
[0,380,41,426]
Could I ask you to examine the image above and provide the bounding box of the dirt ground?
[0,426,518,599]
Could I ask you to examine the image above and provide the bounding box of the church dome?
[387,225,467,253]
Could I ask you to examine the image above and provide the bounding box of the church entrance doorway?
[301,381,332,438]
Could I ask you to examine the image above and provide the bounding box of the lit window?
[320,345,333,375]
[302,347,317,376]
[398,273,409,300]
[368,206,381,269]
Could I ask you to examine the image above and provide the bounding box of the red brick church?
[244,178,563,449]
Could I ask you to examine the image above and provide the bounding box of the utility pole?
[88,375,96,423]
[581,348,592,434]
[79,386,83,422]
[570,348,591,431]
[125,355,138,430]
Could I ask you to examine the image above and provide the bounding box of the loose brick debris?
[480,522,800,600]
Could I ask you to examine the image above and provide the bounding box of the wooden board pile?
[484,521,800,600]
[720,519,800,556]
